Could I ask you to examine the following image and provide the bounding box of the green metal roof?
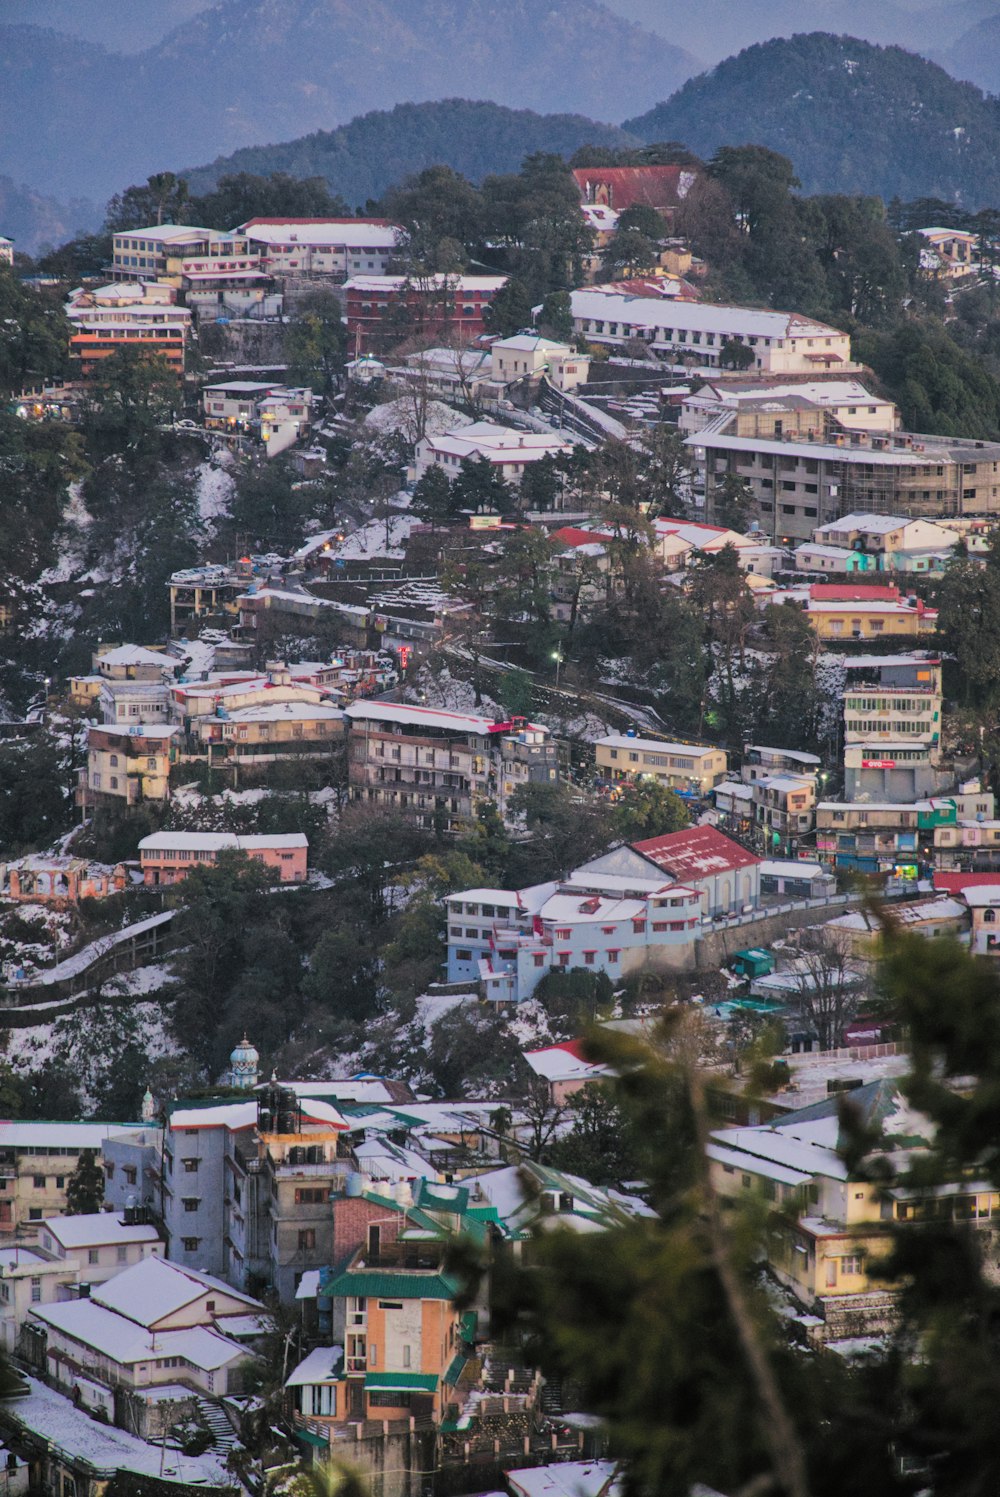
[324,1269,460,1301]
[364,1372,437,1393]
[443,1353,468,1387]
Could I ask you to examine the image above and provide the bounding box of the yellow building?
[0,1122,140,1237]
[708,1078,956,1333]
[595,733,727,795]
[766,584,939,641]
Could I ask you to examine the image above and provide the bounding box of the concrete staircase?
[196,1397,239,1453]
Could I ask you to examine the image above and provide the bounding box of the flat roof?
[596,733,720,758]
[43,1214,161,1249]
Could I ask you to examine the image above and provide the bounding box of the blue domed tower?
[229,1034,260,1090]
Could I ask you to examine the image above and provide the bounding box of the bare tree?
[788,934,867,1051]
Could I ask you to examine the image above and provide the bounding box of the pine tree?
[65,1151,105,1215]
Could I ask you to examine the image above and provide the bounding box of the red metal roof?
[632,826,761,879]
[552,527,612,548]
[934,872,1000,895]
[572,165,697,212]
[810,583,901,602]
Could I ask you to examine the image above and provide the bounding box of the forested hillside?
[182,100,638,210]
[626,33,1000,207]
[0,0,693,206]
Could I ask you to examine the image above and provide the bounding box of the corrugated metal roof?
[323,1270,459,1301]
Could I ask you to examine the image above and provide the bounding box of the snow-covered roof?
[139,831,307,852]
[344,273,505,292]
[4,1376,234,1485]
[815,512,910,535]
[563,870,675,896]
[796,543,860,561]
[295,1269,321,1301]
[827,897,965,931]
[219,701,345,724]
[285,1344,344,1387]
[571,288,845,341]
[344,700,525,736]
[507,1460,621,1497]
[112,224,217,242]
[760,860,827,879]
[98,645,177,670]
[31,1300,244,1368]
[538,892,645,924]
[687,430,985,466]
[167,1100,258,1131]
[445,888,522,905]
[523,1040,613,1084]
[43,1214,161,1250]
[0,1122,141,1150]
[241,218,399,248]
[596,732,720,758]
[92,1255,261,1326]
[422,420,571,464]
[492,335,572,354]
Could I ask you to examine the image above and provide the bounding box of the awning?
[363,1372,437,1393]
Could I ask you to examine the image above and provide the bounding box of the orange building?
[324,1262,467,1425]
[66,284,190,378]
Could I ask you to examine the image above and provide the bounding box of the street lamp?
[552,649,563,690]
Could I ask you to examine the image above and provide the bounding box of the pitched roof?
[92,1255,261,1326]
[323,1269,459,1301]
[632,826,760,879]
[572,164,697,211]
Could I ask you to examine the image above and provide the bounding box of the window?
[88,1249,100,1265]
[298,1229,316,1251]
[841,1254,863,1275]
[378,1300,403,1310]
[182,1158,199,1173]
[124,1166,136,1185]
[55,1176,64,1190]
[31,1277,41,1304]
[182,1237,200,1251]
[295,1187,326,1204]
[29,1208,42,1221]
[33,1176,45,1189]
[456,949,472,962]
[583,951,596,965]
[182,1198,200,1212]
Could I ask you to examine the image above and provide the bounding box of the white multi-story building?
[447,826,762,999]
[570,289,855,373]
[409,420,572,488]
[239,217,400,279]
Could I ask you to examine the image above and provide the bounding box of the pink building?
[137,831,308,885]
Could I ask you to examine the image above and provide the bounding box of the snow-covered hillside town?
[8,9,1000,1494]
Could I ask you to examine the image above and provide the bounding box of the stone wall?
[695,897,856,971]
[814,1290,900,1343]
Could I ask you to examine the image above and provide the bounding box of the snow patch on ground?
[195,459,236,525]
[363,397,473,444]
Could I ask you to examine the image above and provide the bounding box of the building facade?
[345,703,558,831]
[594,733,727,795]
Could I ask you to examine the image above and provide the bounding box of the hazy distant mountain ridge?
[182,99,639,209]
[0,0,697,205]
[625,32,1000,207]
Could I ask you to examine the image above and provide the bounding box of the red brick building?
[341,273,507,353]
